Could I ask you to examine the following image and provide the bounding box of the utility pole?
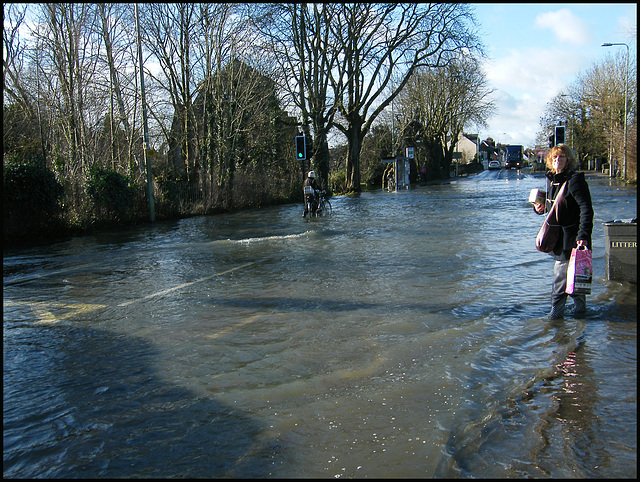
[136,4,155,222]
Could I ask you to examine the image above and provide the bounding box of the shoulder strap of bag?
[551,181,568,222]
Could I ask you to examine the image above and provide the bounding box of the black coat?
[541,169,594,260]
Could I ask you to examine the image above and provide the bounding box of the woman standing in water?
[534,144,594,319]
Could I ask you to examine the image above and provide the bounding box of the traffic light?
[295,135,307,160]
[548,134,555,148]
[555,125,565,145]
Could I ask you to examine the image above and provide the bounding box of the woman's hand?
[577,239,589,249]
[533,202,545,214]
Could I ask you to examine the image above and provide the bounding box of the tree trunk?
[345,114,364,192]
[424,138,443,180]
[311,123,330,190]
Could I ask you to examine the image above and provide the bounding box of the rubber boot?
[569,294,586,316]
[549,297,566,319]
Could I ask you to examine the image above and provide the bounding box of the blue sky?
[471,3,636,148]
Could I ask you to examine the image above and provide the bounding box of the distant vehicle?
[488,160,501,170]
[505,145,524,169]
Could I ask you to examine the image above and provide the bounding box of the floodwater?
[3,169,636,478]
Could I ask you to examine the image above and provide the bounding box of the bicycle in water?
[316,190,332,217]
[304,189,332,218]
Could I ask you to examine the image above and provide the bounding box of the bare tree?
[540,50,637,180]
[4,1,306,231]
[146,4,288,209]
[195,3,254,199]
[24,3,106,186]
[3,4,34,115]
[96,3,139,172]
[195,2,237,188]
[330,3,481,191]
[3,4,46,161]
[396,56,494,178]
[139,3,201,181]
[252,4,344,190]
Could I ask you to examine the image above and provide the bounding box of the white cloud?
[484,91,542,145]
[480,46,586,147]
[534,8,591,46]
[484,47,580,98]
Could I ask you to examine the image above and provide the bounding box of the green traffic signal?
[295,135,306,160]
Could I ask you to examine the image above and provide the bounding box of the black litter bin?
[603,219,637,283]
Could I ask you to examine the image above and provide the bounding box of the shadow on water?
[205,295,465,315]
[3,325,280,478]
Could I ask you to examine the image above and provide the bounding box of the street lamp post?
[601,42,629,180]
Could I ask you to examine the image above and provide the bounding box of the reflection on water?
[3,171,637,478]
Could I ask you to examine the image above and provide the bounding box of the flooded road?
[4,169,636,478]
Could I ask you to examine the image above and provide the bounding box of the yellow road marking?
[205,314,263,340]
[4,261,257,324]
[4,300,108,325]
